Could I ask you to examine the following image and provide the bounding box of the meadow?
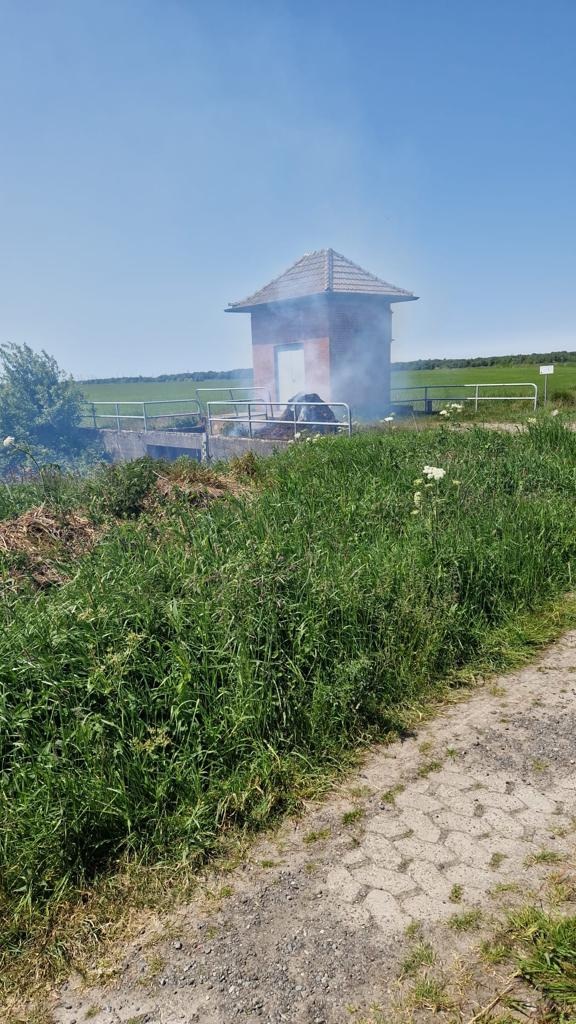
[2,418,576,984]
[78,364,576,422]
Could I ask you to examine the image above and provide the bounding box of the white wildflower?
[413,491,422,507]
[439,409,449,417]
[413,477,423,486]
[527,417,536,424]
[422,465,446,481]
[2,436,15,448]
[551,409,559,417]
[410,509,420,516]
[383,415,394,423]
[294,432,302,439]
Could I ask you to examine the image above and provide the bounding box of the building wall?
[251,300,331,401]
[249,294,392,417]
[329,296,392,419]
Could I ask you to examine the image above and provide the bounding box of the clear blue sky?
[1,0,575,379]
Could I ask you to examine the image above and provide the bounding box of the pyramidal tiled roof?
[226,249,417,311]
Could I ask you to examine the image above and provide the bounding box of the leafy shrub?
[91,457,159,517]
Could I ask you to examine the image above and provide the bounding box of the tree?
[0,343,90,468]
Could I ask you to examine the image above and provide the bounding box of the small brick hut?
[226,249,417,419]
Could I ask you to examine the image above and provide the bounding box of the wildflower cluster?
[411,465,449,516]
[439,403,464,420]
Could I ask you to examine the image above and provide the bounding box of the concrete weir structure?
[226,249,417,419]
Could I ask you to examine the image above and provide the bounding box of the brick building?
[226,249,417,419]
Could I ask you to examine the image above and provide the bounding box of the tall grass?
[1,422,576,953]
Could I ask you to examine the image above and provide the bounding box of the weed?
[449,884,463,903]
[448,909,482,932]
[446,747,458,759]
[342,808,365,826]
[381,785,404,805]
[417,759,443,778]
[479,939,512,965]
[303,828,331,845]
[410,975,451,1011]
[508,909,576,1015]
[526,849,566,866]
[489,852,508,869]
[400,942,435,976]
[404,920,422,939]
[260,859,277,869]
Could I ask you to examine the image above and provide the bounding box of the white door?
[276,345,306,403]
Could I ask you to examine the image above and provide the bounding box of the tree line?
[392,351,576,371]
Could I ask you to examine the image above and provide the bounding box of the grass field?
[2,419,576,990]
[78,364,576,421]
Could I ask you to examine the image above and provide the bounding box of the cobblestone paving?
[54,635,576,1024]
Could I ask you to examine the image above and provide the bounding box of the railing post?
[142,403,148,431]
[475,385,479,412]
[115,402,121,431]
[248,402,253,438]
[92,403,97,428]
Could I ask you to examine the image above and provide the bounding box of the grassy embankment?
[2,420,576,1000]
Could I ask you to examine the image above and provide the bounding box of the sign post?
[539,365,554,405]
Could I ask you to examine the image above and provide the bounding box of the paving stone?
[394,792,442,814]
[558,773,576,792]
[360,833,404,869]
[350,865,416,896]
[394,837,456,867]
[472,790,526,813]
[405,860,453,901]
[481,808,526,839]
[426,769,478,791]
[400,892,455,922]
[325,867,363,904]
[434,785,484,817]
[341,848,366,866]
[396,810,441,844]
[443,863,494,893]
[431,810,491,838]
[366,815,411,839]
[512,784,558,814]
[364,890,412,932]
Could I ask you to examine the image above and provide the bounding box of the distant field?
[393,363,576,393]
[80,364,576,406]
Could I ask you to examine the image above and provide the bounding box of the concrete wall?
[85,428,290,466]
[96,428,206,463]
[207,435,291,462]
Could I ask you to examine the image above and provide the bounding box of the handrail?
[206,399,352,439]
[83,399,203,431]
[391,382,538,412]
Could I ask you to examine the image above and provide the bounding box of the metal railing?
[206,399,352,439]
[391,382,538,413]
[84,399,203,431]
[196,386,272,416]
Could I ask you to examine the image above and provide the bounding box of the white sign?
[539,365,554,375]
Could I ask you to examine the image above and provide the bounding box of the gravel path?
[54,635,576,1024]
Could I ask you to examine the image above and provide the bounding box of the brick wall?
[249,294,391,418]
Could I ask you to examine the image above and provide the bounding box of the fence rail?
[206,400,352,439]
[391,382,538,413]
[83,399,203,431]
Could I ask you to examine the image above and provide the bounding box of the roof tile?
[226,249,416,310]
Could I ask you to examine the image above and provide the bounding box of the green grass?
[3,422,576,988]
[510,910,576,1018]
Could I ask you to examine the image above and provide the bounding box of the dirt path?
[55,636,576,1024]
